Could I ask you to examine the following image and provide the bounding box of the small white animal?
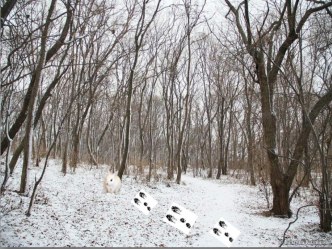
[103,172,122,194]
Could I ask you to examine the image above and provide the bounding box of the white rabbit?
[103,172,122,194]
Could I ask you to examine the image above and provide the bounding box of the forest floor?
[0,159,331,247]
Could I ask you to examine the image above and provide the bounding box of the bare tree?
[1,0,74,155]
[225,0,332,217]
[117,0,162,179]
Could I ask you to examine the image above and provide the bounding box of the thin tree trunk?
[147,99,154,182]
[118,0,162,179]
[62,137,69,175]
[244,79,255,185]
[87,107,98,166]
[216,97,225,179]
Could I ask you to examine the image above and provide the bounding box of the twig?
[279,204,315,247]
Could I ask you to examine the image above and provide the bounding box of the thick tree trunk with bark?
[319,193,332,232]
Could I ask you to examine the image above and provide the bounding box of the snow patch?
[1,159,331,247]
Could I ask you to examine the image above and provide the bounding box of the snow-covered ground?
[1,159,331,247]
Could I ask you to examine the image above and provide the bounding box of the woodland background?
[1,0,332,234]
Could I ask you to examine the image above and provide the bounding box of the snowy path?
[181,175,253,246]
[1,161,331,247]
[180,175,284,247]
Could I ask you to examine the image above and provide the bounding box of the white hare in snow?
[103,172,122,194]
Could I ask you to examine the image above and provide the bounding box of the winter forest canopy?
[1,0,332,244]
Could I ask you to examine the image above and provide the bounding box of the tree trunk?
[19,0,56,193]
[62,138,69,175]
[302,144,311,187]
[216,97,225,179]
[147,103,153,182]
[223,107,233,175]
[118,62,135,179]
[270,166,292,217]
[225,0,332,218]
[165,105,174,180]
[138,83,147,175]
[319,193,331,232]
[118,0,162,179]
[245,82,255,186]
[70,133,80,173]
[87,107,98,167]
